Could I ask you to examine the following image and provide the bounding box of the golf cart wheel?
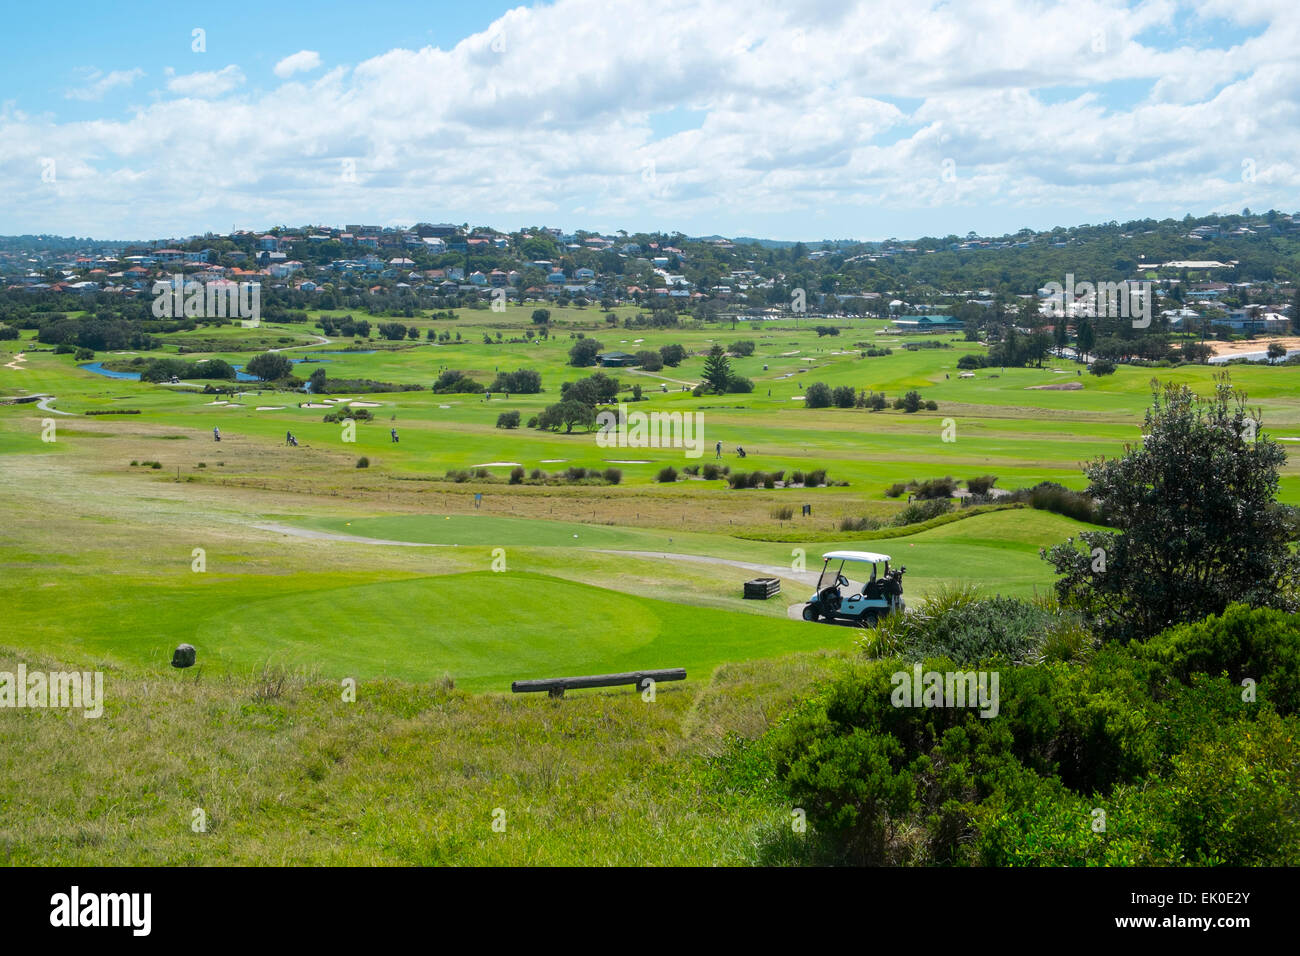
[859,610,879,627]
[802,604,819,622]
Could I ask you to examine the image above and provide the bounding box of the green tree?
[568,337,602,367]
[701,344,732,393]
[1076,318,1096,362]
[804,381,832,408]
[1043,376,1300,642]
[659,343,687,367]
[246,351,293,381]
[538,400,596,433]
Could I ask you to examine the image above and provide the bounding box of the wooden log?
[512,668,687,696]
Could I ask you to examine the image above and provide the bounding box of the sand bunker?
[350,401,382,407]
[255,406,285,411]
[781,350,800,356]
[540,459,567,463]
[1211,336,1300,358]
[471,461,523,467]
[205,400,228,405]
[301,402,331,408]
[1026,382,1084,390]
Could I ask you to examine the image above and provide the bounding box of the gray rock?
[171,644,197,668]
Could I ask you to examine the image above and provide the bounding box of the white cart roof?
[822,550,891,563]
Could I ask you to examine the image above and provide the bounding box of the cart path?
[36,396,76,415]
[267,333,331,352]
[248,526,817,581]
[591,549,821,586]
[252,521,447,547]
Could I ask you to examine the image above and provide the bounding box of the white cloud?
[164,65,245,98]
[7,0,1300,238]
[65,68,144,102]
[274,50,323,78]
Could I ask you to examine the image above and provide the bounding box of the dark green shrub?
[893,498,952,525]
[1130,604,1300,716]
[913,477,955,499]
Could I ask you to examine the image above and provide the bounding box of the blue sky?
[1,0,1295,241]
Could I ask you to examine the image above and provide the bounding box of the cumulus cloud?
[65,68,144,102]
[164,65,245,98]
[6,0,1300,237]
[274,50,323,78]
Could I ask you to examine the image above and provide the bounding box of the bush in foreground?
[764,602,1300,865]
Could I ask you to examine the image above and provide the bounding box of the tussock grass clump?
[839,515,881,532]
[860,584,1092,665]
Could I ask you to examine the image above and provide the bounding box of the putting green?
[187,570,845,691]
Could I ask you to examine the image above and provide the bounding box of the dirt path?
[252,521,446,547]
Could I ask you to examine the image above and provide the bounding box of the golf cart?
[801,550,906,626]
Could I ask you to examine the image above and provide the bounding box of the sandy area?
[255,406,285,411]
[4,353,27,371]
[301,403,331,408]
[1210,336,1300,357]
[350,401,382,407]
[471,461,522,467]
[1026,382,1083,390]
